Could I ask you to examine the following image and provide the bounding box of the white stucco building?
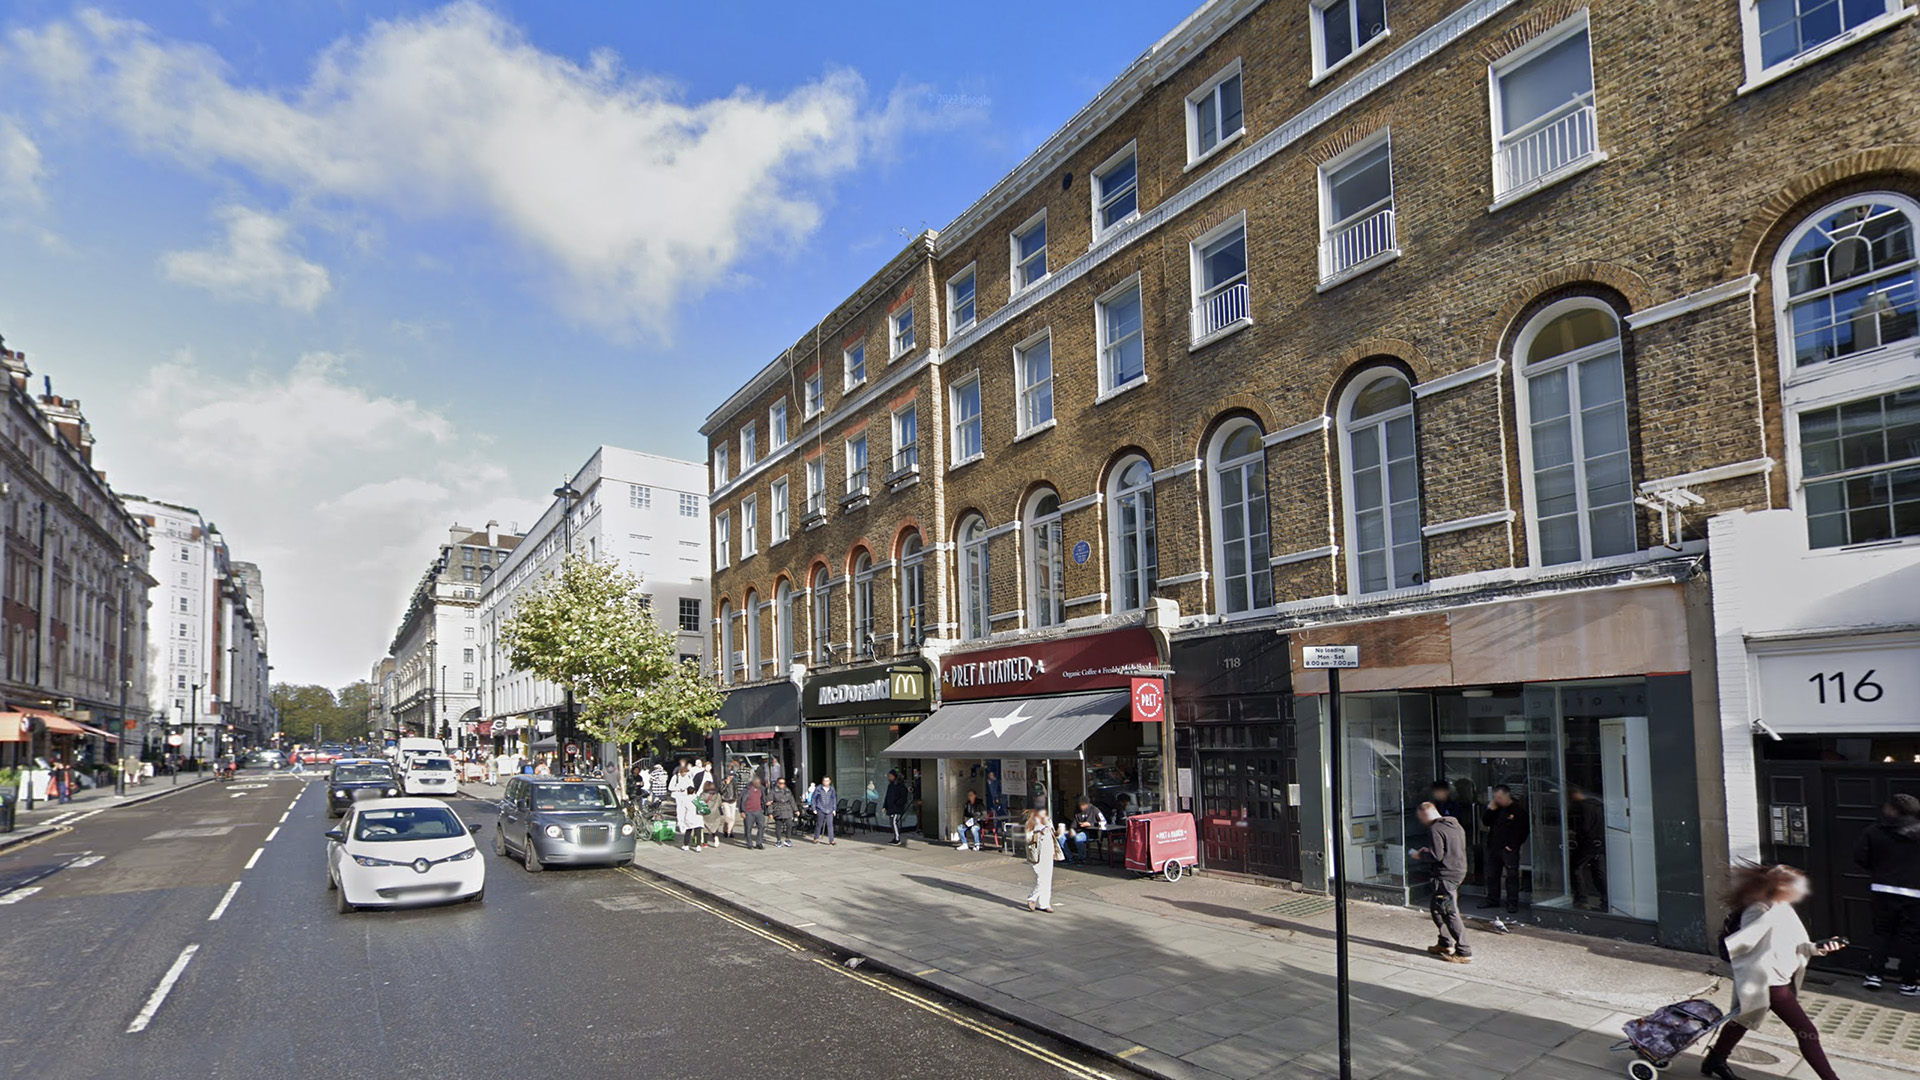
[388,523,523,742]
[478,447,708,747]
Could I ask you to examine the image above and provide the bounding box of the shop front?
[1171,631,1301,883]
[715,680,802,787]
[1290,579,1712,950]
[802,660,934,828]
[883,628,1164,845]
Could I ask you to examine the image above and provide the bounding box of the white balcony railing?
[1190,279,1250,343]
[1320,207,1397,282]
[1495,97,1598,198]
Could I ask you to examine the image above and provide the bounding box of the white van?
[396,737,448,770]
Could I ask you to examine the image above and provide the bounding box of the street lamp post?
[115,550,131,796]
[189,682,200,772]
[552,479,581,773]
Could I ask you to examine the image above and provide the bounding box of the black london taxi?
[327,759,401,818]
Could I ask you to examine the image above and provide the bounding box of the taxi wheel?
[523,843,544,873]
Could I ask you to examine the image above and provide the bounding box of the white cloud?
[0,116,47,210]
[161,206,332,311]
[13,4,905,334]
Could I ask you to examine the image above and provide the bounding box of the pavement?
[1,772,1119,1080]
[625,816,1920,1080]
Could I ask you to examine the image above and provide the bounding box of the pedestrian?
[1567,784,1608,911]
[958,790,986,851]
[671,760,693,795]
[700,780,724,849]
[53,759,73,804]
[1064,797,1107,864]
[768,756,784,789]
[810,776,838,845]
[1479,784,1528,914]
[1427,780,1464,824]
[1701,864,1847,1080]
[1024,809,1058,912]
[674,783,705,852]
[1855,793,1920,995]
[718,772,740,841]
[769,777,798,848]
[690,758,711,794]
[883,769,910,846]
[1414,801,1472,964]
[741,777,768,850]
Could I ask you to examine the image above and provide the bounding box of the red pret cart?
[1124,811,1198,882]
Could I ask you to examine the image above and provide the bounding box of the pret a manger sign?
[940,628,1159,702]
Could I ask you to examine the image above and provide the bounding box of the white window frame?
[811,567,832,663]
[1738,0,1913,94]
[1096,274,1148,400]
[1771,193,1920,387]
[775,580,795,667]
[1209,419,1274,615]
[1091,142,1140,241]
[804,372,825,418]
[1512,298,1639,567]
[1108,455,1157,612]
[771,477,790,543]
[947,264,978,339]
[1014,329,1055,438]
[1010,210,1050,296]
[1487,12,1603,209]
[713,443,730,487]
[715,510,731,568]
[844,340,867,390]
[1337,369,1424,594]
[1025,490,1065,629]
[741,495,759,558]
[958,515,990,641]
[845,434,869,496]
[891,305,916,359]
[719,600,736,683]
[899,531,927,646]
[806,458,827,517]
[770,399,789,448]
[744,589,762,676]
[950,374,984,466]
[1317,129,1400,288]
[1190,212,1252,348]
[852,552,876,655]
[741,422,758,469]
[1310,0,1392,84]
[1185,59,1246,168]
[892,402,919,475]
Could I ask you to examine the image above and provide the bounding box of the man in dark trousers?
[883,769,911,846]
[1857,793,1920,995]
[1415,802,1472,963]
[1479,784,1529,914]
[1567,784,1607,911]
[741,776,768,850]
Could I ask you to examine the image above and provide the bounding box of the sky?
[0,0,1188,689]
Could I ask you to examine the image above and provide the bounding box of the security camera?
[1751,718,1783,743]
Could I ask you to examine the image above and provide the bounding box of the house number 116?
[1807,669,1884,705]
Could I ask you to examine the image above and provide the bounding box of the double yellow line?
[617,867,1121,1080]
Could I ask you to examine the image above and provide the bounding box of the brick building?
[706,0,1920,951]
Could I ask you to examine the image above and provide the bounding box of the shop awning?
[718,682,801,735]
[78,723,121,744]
[0,714,27,742]
[804,714,923,728]
[880,690,1129,759]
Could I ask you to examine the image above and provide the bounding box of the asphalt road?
[0,773,1122,1080]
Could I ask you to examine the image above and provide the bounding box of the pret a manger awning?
[880,690,1130,759]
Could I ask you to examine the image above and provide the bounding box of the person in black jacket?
[1479,785,1529,914]
[883,770,910,846]
[768,778,799,848]
[1567,784,1607,911]
[1415,802,1472,963]
[1857,793,1920,994]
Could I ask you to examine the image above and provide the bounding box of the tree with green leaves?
[271,681,373,746]
[499,554,722,770]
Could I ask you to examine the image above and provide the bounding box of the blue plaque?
[1071,539,1092,566]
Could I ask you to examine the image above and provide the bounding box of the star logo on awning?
[971,702,1033,740]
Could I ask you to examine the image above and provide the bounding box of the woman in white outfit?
[674,787,705,852]
[1025,809,1059,912]
[1702,863,1846,1080]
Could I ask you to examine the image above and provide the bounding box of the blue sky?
[0,1,1187,687]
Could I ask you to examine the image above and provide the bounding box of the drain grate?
[1804,996,1920,1054]
[1261,895,1336,919]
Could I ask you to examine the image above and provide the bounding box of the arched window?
[744,589,761,677]
[1340,371,1422,593]
[1210,420,1273,613]
[811,566,831,664]
[1026,491,1064,628]
[719,600,736,683]
[899,531,927,646]
[958,515,990,640]
[1108,457,1157,611]
[775,580,794,671]
[1517,300,1635,566]
[1776,196,1918,371]
[853,552,875,657]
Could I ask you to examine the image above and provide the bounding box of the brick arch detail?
[1725,148,1920,277]
[1483,262,1654,360]
[1477,0,1587,63]
[889,518,925,558]
[1097,444,1162,492]
[1010,476,1065,522]
[947,506,989,542]
[843,541,875,577]
[1193,396,1276,459]
[805,556,832,584]
[1315,339,1432,415]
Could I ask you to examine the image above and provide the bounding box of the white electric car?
[402,754,459,796]
[325,799,485,912]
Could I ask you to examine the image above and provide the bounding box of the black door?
[1187,719,1301,882]
[1761,760,1920,970]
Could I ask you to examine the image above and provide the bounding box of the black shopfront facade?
[712,680,802,784]
[802,659,935,827]
[1171,630,1302,884]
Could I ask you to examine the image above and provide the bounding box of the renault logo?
[412,858,431,874]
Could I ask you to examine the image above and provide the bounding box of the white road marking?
[67,854,104,868]
[126,945,199,1033]
[243,848,263,870]
[0,887,42,905]
[208,882,242,921]
[264,827,279,842]
[277,812,289,824]
[229,793,247,799]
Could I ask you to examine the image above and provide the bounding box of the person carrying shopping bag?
[1025,809,1060,913]
[674,785,706,852]
[1701,863,1847,1080]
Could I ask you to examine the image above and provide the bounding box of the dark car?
[328,759,401,818]
[494,776,636,872]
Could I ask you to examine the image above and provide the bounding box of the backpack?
[1717,907,1744,962]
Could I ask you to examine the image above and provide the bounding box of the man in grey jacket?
[1416,801,1472,963]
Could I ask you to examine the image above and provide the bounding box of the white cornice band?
[1624,275,1760,330]
[1414,357,1504,399]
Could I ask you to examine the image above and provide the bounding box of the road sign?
[1302,645,1359,669]
[166,734,184,747]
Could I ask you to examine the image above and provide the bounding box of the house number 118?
[1807,670,1884,705]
